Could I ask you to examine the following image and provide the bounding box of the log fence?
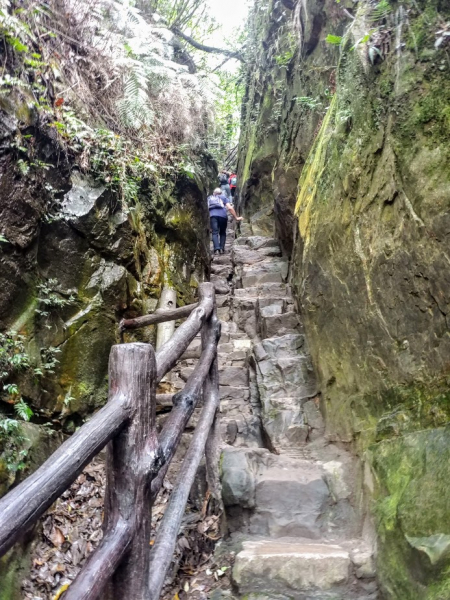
[0,282,221,600]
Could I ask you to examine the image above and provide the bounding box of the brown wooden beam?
[148,313,221,599]
[155,283,214,382]
[120,303,198,332]
[0,387,130,557]
[150,305,220,501]
[63,519,132,600]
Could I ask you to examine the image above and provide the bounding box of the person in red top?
[229,172,237,199]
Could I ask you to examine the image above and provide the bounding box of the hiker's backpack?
[230,176,237,186]
[219,173,228,185]
[208,195,224,210]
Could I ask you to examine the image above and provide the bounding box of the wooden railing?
[0,282,221,600]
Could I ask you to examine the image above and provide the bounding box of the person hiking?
[229,172,237,199]
[208,188,243,255]
[219,170,231,199]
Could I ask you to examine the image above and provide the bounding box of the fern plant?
[370,0,392,22]
[14,398,33,421]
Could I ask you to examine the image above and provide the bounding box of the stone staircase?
[162,222,378,599]
[208,223,378,600]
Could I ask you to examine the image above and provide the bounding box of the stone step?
[233,245,281,265]
[261,311,301,338]
[211,274,231,295]
[221,415,264,448]
[240,259,289,288]
[212,254,234,265]
[232,538,377,600]
[222,449,330,539]
[235,236,279,249]
[211,262,234,277]
[234,282,290,299]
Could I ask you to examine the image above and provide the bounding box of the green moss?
[426,568,450,600]
[405,5,442,55]
[397,71,450,149]
[0,545,31,600]
[369,427,450,599]
[242,124,257,185]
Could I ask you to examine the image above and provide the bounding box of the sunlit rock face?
[238,0,450,596]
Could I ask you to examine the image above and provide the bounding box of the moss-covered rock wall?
[238,0,450,597]
[0,12,216,594]
[0,110,213,421]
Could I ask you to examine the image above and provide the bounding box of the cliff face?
[0,0,215,450]
[238,0,450,597]
[0,118,212,428]
[0,2,216,591]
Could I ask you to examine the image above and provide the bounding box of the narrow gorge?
[0,0,449,599]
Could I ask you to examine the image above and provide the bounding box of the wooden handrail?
[148,311,221,599]
[0,282,221,600]
[0,394,129,556]
[150,313,221,501]
[155,283,214,381]
[65,343,158,600]
[120,302,198,331]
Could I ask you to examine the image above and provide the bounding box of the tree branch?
[171,27,245,63]
[281,0,297,9]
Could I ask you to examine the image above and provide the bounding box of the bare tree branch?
[171,27,245,62]
[281,0,297,9]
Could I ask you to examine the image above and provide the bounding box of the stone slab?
[233,539,350,594]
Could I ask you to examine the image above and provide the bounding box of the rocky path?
[21,223,379,600]
[207,223,378,600]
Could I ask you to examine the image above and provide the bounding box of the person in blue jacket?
[208,188,243,255]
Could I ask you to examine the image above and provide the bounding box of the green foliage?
[0,330,61,428]
[325,34,343,45]
[36,279,76,319]
[0,0,217,218]
[142,0,218,40]
[208,69,245,166]
[0,332,34,427]
[0,331,30,381]
[294,96,323,110]
[0,417,28,473]
[40,347,61,375]
[370,0,392,22]
[275,49,295,66]
[14,398,33,421]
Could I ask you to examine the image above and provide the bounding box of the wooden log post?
[147,310,221,600]
[155,282,214,382]
[156,286,177,350]
[64,343,159,600]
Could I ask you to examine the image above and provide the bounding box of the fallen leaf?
[50,527,65,547]
[53,583,70,599]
